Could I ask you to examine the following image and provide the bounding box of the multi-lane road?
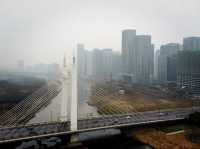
[0,107,199,143]
[78,107,199,130]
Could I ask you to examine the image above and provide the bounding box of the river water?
[29,78,98,123]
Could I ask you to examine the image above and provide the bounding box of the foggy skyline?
[0,0,200,68]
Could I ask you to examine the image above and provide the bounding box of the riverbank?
[0,76,46,113]
[0,81,61,126]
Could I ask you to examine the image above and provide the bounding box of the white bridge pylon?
[61,50,78,131]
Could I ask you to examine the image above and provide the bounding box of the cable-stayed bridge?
[0,53,199,145]
[0,107,199,144]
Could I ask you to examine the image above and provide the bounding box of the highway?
[0,107,199,143]
[78,107,199,130]
[0,122,69,143]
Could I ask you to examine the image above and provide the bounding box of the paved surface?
[0,107,199,143]
[78,107,199,130]
[0,122,69,142]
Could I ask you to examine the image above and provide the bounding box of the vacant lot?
[134,128,200,149]
[89,84,196,114]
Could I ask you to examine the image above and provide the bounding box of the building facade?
[183,37,200,51]
[91,48,121,82]
[158,43,181,84]
[177,50,200,95]
[122,29,137,75]
[177,37,200,95]
[121,29,154,84]
[77,44,87,78]
[154,50,160,80]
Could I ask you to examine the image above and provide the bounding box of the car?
[159,112,165,116]
[125,116,131,119]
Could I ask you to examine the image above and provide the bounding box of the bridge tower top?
[70,49,78,131]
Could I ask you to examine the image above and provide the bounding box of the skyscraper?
[77,44,87,77]
[177,37,200,95]
[92,49,104,81]
[122,30,137,74]
[91,48,114,82]
[183,37,200,51]
[102,49,113,80]
[111,52,122,80]
[121,30,154,84]
[154,50,160,80]
[158,43,181,84]
[135,35,154,83]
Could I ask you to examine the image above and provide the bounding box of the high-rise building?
[92,49,104,81]
[177,37,200,95]
[122,30,137,74]
[77,44,87,78]
[91,48,114,82]
[101,49,113,80]
[167,55,177,82]
[76,44,121,82]
[183,37,200,51]
[121,30,154,84]
[177,51,200,95]
[154,50,160,80]
[85,50,93,77]
[135,35,154,84]
[158,43,181,84]
[111,52,122,80]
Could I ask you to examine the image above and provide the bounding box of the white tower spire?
[61,53,71,122]
[70,49,78,131]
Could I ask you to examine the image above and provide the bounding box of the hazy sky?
[0,0,200,68]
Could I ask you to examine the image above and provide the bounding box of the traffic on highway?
[0,107,199,143]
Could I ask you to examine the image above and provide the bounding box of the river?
[29,78,98,123]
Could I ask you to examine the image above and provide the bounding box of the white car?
[126,116,131,119]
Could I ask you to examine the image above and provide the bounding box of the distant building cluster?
[77,44,121,82]
[16,62,60,80]
[77,29,154,85]
[155,36,200,95]
[77,30,200,95]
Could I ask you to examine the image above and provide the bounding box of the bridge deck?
[0,107,199,144]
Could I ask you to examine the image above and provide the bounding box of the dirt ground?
[134,129,200,149]
[89,84,195,114]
